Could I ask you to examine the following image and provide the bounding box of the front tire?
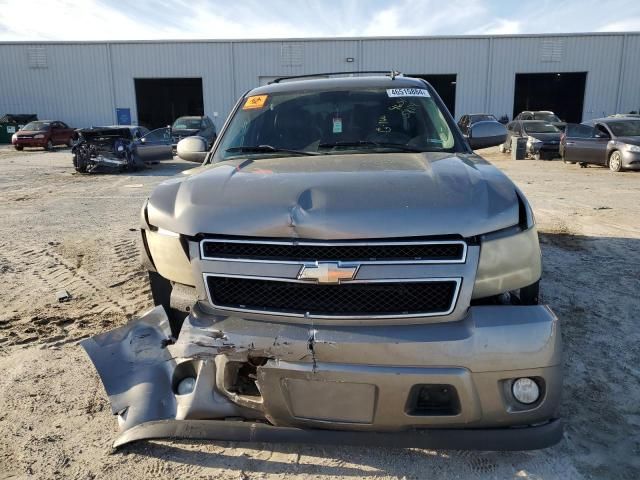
[45,139,54,151]
[14,145,23,151]
[608,151,623,172]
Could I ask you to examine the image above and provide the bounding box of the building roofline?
[0,31,638,46]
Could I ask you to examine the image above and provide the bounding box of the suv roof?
[249,75,428,95]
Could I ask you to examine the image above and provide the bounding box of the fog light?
[177,377,196,395]
[512,378,540,404]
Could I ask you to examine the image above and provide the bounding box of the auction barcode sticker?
[387,88,430,98]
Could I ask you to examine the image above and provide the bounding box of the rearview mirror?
[177,136,207,163]
[468,121,507,150]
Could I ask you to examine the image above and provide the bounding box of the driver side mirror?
[468,121,507,150]
[177,136,207,163]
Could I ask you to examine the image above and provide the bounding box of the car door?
[58,122,73,143]
[50,122,63,143]
[564,124,596,164]
[134,127,173,162]
[585,124,612,165]
[506,121,522,147]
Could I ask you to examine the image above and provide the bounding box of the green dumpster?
[0,114,38,144]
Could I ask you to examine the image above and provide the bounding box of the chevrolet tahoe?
[82,73,562,450]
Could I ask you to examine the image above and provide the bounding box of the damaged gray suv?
[83,73,562,450]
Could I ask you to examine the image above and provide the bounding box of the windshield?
[470,114,497,123]
[523,122,560,134]
[214,87,458,161]
[607,120,640,137]
[533,113,561,122]
[21,121,50,131]
[172,118,202,130]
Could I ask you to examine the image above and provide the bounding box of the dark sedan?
[171,116,217,151]
[500,120,562,160]
[457,113,498,136]
[562,117,640,172]
[515,111,566,132]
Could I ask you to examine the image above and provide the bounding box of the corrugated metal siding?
[360,38,490,118]
[619,34,640,113]
[0,33,638,129]
[232,40,360,96]
[489,35,624,120]
[109,42,235,128]
[0,43,113,127]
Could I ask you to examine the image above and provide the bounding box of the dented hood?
[146,152,520,239]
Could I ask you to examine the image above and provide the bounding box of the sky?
[1,0,640,41]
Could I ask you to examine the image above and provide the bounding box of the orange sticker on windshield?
[243,95,268,110]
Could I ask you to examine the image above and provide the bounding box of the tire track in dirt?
[0,236,152,348]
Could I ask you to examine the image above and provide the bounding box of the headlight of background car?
[472,190,541,299]
[34,134,45,139]
[627,144,640,153]
[526,136,542,151]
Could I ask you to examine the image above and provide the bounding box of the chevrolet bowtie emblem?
[298,262,358,284]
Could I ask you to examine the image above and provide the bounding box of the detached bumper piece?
[82,305,563,451]
[114,418,563,450]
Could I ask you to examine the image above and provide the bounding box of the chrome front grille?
[200,238,467,264]
[199,238,469,319]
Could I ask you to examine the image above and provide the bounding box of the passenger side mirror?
[177,136,207,163]
[468,121,507,150]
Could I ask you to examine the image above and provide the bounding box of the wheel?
[608,150,623,172]
[498,144,506,154]
[66,137,74,148]
[46,139,54,151]
[72,152,88,173]
[519,281,540,305]
[14,145,23,151]
[148,271,187,337]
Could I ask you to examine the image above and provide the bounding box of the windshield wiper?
[226,145,319,156]
[318,140,425,152]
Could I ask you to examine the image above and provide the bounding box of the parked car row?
[7,114,218,174]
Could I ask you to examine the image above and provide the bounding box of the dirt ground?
[0,145,638,479]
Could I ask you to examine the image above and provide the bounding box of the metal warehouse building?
[1,32,639,131]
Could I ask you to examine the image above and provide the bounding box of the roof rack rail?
[270,70,403,84]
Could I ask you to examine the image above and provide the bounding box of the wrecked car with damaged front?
[72,125,173,173]
[82,73,562,450]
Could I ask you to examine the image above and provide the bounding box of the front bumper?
[14,137,47,147]
[82,303,562,450]
[621,150,640,170]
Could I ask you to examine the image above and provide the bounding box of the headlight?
[526,136,542,148]
[627,144,640,153]
[143,227,194,286]
[472,190,541,299]
[472,226,542,299]
[11,133,17,143]
[34,134,45,139]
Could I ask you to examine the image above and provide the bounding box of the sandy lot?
[0,145,638,479]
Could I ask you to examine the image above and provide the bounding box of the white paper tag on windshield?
[386,88,430,98]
